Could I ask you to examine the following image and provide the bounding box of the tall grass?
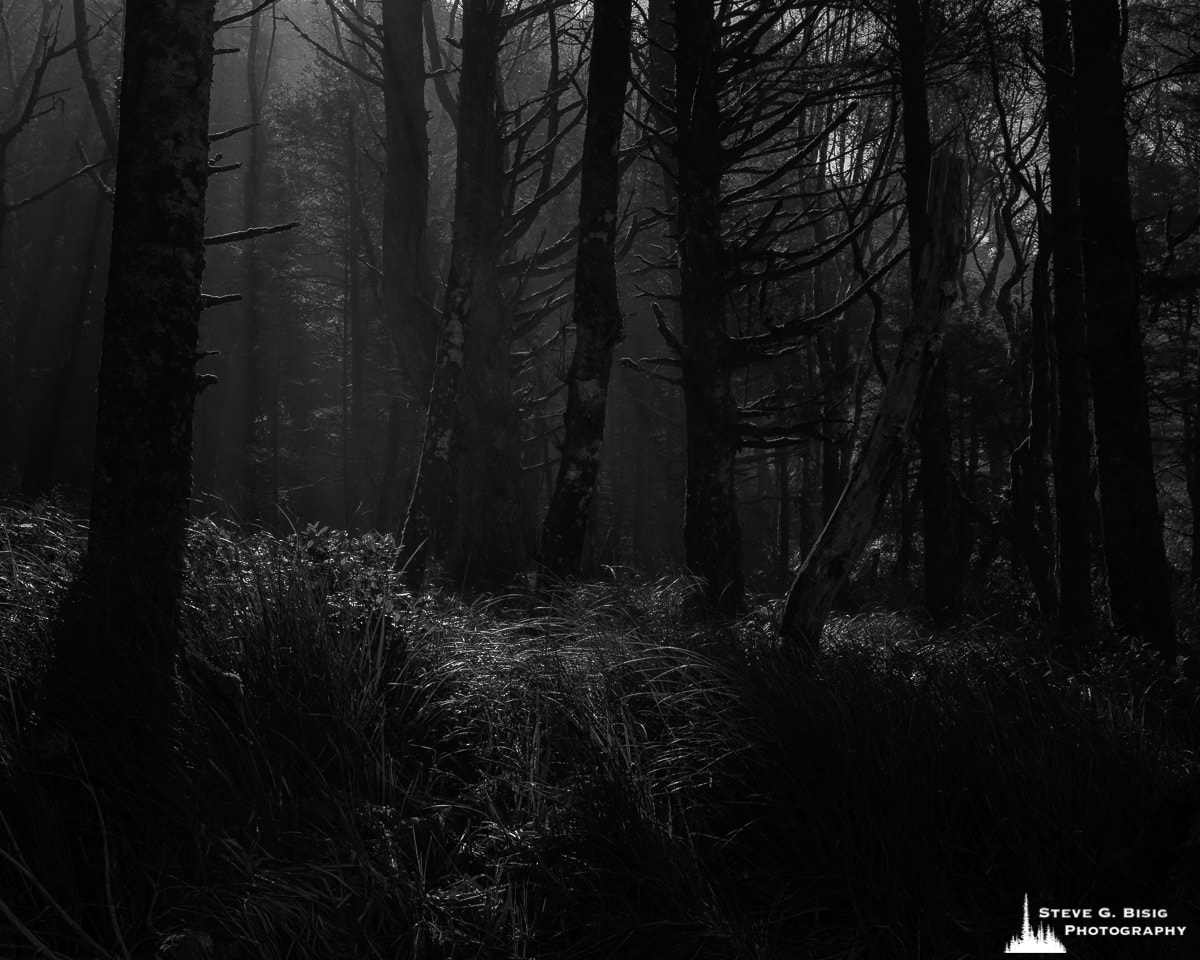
[1,503,1196,958]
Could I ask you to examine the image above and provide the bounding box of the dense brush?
[1,503,1197,958]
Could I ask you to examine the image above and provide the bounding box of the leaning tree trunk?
[1040,0,1094,636]
[674,0,744,613]
[1072,0,1176,660]
[396,0,501,588]
[539,0,632,580]
[36,0,216,854]
[781,151,968,653]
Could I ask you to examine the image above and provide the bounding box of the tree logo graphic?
[1006,895,1068,954]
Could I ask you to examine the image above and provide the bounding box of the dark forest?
[3,0,1200,957]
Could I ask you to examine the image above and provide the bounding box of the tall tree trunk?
[0,153,13,490]
[1072,0,1176,659]
[1040,0,1094,636]
[377,0,436,531]
[818,315,856,523]
[893,455,915,580]
[895,0,959,626]
[396,0,501,587]
[1188,407,1200,583]
[1009,238,1060,625]
[673,0,744,612]
[239,9,268,523]
[782,151,968,653]
[38,0,216,805]
[539,0,632,580]
[343,78,365,531]
[1187,299,1200,583]
[919,364,958,623]
[776,446,791,590]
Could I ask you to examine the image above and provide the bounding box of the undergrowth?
[1,501,1197,958]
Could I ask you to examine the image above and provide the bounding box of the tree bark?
[441,2,532,592]
[377,0,436,531]
[396,0,501,587]
[1039,0,1094,636]
[1009,238,1060,626]
[1072,0,1176,659]
[895,0,960,626]
[237,9,269,524]
[539,0,632,580]
[343,66,365,531]
[781,151,968,653]
[37,0,216,836]
[673,0,744,612]
[776,447,791,590]
[893,455,915,580]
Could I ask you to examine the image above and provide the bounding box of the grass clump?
[0,503,1197,958]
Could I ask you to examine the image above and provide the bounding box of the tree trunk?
[237,9,269,524]
[895,0,959,626]
[1009,239,1060,626]
[539,0,632,580]
[674,0,744,612]
[919,361,959,623]
[396,0,501,587]
[1188,405,1200,583]
[819,321,855,523]
[1040,0,1094,636]
[38,0,216,833]
[776,446,791,590]
[1072,0,1176,659]
[781,151,968,653]
[893,455,915,580]
[377,0,436,531]
[0,154,13,490]
[343,79,365,531]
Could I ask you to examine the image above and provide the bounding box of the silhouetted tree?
[540,0,632,579]
[1040,0,1094,637]
[1073,0,1176,659]
[894,0,960,627]
[397,0,503,587]
[37,0,218,812]
[377,0,437,531]
[671,0,744,611]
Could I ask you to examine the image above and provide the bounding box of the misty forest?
[3,0,1200,957]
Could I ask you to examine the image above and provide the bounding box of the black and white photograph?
[1,0,1199,956]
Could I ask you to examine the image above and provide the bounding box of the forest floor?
[2,501,1200,959]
